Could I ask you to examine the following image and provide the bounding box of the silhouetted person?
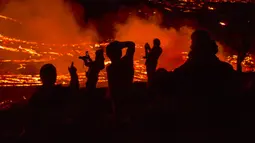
[69,62,80,91]
[144,38,162,86]
[170,30,238,142]
[106,41,135,92]
[173,30,237,101]
[25,63,79,142]
[106,41,135,121]
[174,30,234,82]
[83,49,105,90]
[144,43,150,59]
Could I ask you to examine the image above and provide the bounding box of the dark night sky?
[74,0,145,4]
[70,0,146,18]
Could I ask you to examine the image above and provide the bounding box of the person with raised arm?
[106,41,135,121]
[24,62,79,142]
[106,41,135,93]
[79,49,105,90]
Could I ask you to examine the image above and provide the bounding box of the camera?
[79,51,92,67]
[79,51,89,60]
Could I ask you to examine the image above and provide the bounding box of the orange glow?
[219,22,227,26]
[0,45,19,52]
[0,15,21,24]
[0,2,251,87]
[164,7,172,12]
[208,6,215,10]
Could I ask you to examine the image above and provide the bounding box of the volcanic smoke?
[0,0,228,86]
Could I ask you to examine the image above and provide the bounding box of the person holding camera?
[144,38,162,86]
[79,49,105,90]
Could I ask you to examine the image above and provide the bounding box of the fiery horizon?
[0,0,253,86]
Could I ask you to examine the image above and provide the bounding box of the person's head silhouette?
[106,41,122,63]
[190,30,218,56]
[191,30,211,44]
[153,38,161,47]
[40,64,57,87]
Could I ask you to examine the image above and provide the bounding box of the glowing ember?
[219,22,227,26]
[0,45,19,52]
[208,6,215,10]
[0,15,21,24]
[164,7,172,12]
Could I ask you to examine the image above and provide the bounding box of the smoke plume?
[113,10,225,70]
[0,0,99,43]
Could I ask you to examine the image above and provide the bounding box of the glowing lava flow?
[0,15,22,24]
[0,13,253,87]
[0,31,254,87]
[0,31,148,86]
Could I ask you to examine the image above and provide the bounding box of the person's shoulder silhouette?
[26,64,76,142]
[30,64,57,103]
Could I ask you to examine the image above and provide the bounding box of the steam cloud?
[113,11,225,70]
[0,0,99,74]
[0,0,99,43]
